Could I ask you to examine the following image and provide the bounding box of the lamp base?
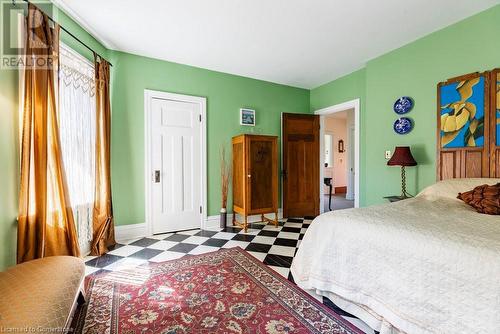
[384,195,411,203]
[400,166,412,198]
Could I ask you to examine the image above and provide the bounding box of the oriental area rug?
[73,247,362,334]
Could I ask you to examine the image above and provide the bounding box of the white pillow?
[417,178,500,201]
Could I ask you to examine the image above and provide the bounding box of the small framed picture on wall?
[240,108,256,126]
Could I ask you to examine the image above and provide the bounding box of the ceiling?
[54,0,499,89]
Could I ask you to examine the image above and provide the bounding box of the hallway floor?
[324,193,354,212]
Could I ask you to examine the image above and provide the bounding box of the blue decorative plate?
[393,117,413,135]
[393,96,413,114]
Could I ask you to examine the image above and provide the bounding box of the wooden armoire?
[437,69,500,179]
[232,134,278,231]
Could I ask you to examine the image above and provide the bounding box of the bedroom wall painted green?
[310,68,366,112]
[0,65,19,271]
[0,3,108,270]
[109,51,310,225]
[1,3,499,269]
[310,69,367,205]
[310,4,500,206]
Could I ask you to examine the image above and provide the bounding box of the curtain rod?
[15,0,113,66]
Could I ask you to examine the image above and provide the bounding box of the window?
[58,43,96,254]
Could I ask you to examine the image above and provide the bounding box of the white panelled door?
[150,94,204,234]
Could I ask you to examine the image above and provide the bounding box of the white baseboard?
[204,209,283,230]
[204,215,222,230]
[115,209,284,242]
[115,223,148,242]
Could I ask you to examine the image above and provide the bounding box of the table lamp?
[387,146,417,198]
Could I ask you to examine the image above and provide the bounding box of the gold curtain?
[90,56,116,255]
[17,4,80,263]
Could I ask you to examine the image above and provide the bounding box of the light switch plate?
[385,150,391,159]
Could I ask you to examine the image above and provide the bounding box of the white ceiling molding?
[55,0,500,89]
[52,0,118,50]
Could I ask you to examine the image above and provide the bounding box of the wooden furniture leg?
[328,183,333,211]
[261,214,265,222]
[232,212,236,226]
[244,215,248,232]
[261,212,279,229]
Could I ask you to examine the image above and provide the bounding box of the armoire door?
[247,136,277,214]
[282,113,320,218]
[232,136,246,213]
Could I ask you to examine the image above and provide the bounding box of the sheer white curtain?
[58,43,96,254]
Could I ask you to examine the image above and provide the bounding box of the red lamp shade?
[387,146,417,166]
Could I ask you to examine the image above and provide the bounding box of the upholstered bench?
[0,256,85,333]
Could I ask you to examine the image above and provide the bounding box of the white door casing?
[145,90,207,235]
[316,99,360,212]
[346,125,355,200]
[323,130,335,194]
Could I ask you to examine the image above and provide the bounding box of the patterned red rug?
[74,247,362,333]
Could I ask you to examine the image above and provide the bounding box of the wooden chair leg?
[274,211,278,227]
[232,212,236,226]
[244,215,248,232]
[261,214,265,222]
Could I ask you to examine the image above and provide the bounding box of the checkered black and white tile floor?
[84,217,376,334]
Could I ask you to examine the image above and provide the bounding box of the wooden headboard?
[437,69,499,180]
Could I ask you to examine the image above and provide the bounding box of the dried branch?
[220,145,232,209]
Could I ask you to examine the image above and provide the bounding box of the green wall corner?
[109,51,310,224]
[311,4,500,206]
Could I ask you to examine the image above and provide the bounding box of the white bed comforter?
[291,187,500,333]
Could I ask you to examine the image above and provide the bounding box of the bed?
[290,178,500,334]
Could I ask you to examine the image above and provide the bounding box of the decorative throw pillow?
[457,183,500,215]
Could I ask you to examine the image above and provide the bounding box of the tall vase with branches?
[220,146,232,228]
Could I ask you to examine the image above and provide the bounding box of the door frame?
[323,130,335,194]
[315,98,360,211]
[144,89,207,236]
[346,125,355,200]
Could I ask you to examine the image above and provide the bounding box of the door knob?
[247,174,251,178]
[154,170,161,183]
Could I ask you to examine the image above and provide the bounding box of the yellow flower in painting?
[441,102,475,132]
[440,77,480,146]
[466,118,481,147]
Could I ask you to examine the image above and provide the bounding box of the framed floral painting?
[437,69,500,179]
[439,74,485,148]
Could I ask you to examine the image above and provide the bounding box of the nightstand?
[384,195,410,203]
